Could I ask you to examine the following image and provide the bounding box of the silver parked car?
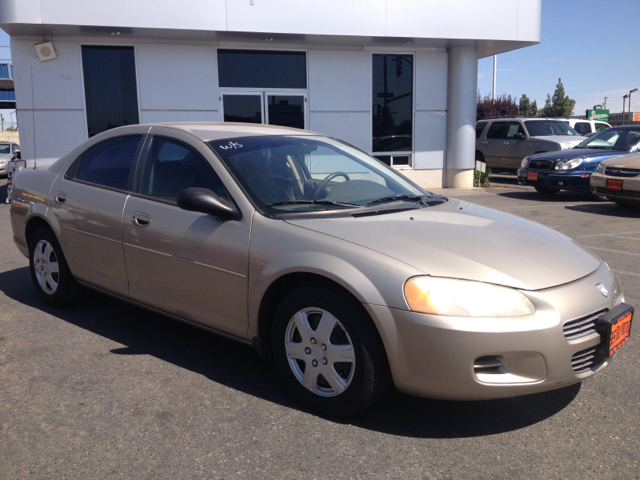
[11,123,633,416]
[0,141,20,176]
[476,117,586,169]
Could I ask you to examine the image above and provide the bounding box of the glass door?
[221,92,264,124]
[221,92,306,129]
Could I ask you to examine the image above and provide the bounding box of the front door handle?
[132,212,151,227]
[482,141,488,144]
[54,192,67,204]
[503,141,510,145]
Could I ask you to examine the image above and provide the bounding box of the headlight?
[596,163,606,173]
[561,143,574,150]
[555,158,583,170]
[521,157,529,168]
[404,276,536,317]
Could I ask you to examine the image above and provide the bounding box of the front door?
[122,131,252,338]
[221,91,306,129]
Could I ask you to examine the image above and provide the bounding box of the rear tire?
[534,186,560,195]
[29,227,80,307]
[271,285,390,416]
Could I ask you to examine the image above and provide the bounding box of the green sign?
[586,109,609,121]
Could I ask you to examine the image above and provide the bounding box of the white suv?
[558,118,611,136]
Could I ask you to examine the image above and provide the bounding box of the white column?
[444,45,478,188]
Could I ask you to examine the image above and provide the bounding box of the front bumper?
[365,262,626,400]
[591,172,640,204]
[517,168,592,191]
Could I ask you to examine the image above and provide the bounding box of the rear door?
[50,130,147,295]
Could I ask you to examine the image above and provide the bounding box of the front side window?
[141,137,227,204]
[505,122,525,139]
[210,135,425,213]
[372,54,413,167]
[69,135,142,190]
[82,46,140,137]
[524,120,580,137]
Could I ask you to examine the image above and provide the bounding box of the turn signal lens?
[404,276,535,317]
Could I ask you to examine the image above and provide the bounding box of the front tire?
[29,227,80,307]
[271,285,390,416]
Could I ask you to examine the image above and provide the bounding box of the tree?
[519,94,538,117]
[550,78,576,117]
[539,94,553,117]
[477,92,519,120]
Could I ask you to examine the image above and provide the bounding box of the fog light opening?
[474,355,505,374]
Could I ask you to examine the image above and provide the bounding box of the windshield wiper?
[588,146,612,150]
[267,199,361,207]
[367,194,427,206]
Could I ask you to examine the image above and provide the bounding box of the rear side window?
[68,135,142,190]
[475,122,487,138]
[486,122,508,139]
[574,122,592,135]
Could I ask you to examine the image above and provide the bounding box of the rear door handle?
[482,141,488,144]
[54,192,67,204]
[132,212,151,227]
[503,141,510,145]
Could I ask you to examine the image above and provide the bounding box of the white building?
[0,0,541,188]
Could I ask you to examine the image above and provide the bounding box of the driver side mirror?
[12,149,20,160]
[177,187,241,220]
[513,133,526,140]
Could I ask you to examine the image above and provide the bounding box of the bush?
[474,167,492,187]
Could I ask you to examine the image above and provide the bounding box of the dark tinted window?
[82,46,140,138]
[142,137,227,204]
[475,122,487,138]
[574,122,592,135]
[71,136,142,190]
[218,50,306,89]
[372,55,413,152]
[486,122,508,139]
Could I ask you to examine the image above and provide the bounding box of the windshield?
[524,121,580,137]
[0,145,10,154]
[209,135,427,213]
[576,127,640,151]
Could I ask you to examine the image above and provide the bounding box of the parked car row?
[9,122,634,416]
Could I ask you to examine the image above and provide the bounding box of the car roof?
[147,122,321,142]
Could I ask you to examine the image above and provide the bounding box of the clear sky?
[477,0,640,116]
[1,0,639,124]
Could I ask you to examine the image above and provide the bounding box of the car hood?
[601,151,640,167]
[532,135,586,144]
[530,148,631,162]
[0,153,11,160]
[285,199,600,291]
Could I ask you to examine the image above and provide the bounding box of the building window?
[372,54,413,167]
[81,46,139,138]
[218,50,306,89]
[0,63,10,79]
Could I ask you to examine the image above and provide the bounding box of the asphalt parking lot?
[1,175,639,479]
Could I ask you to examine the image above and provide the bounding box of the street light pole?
[623,94,629,125]
[629,88,638,125]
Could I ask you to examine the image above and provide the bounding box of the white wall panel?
[137,44,218,111]
[140,110,220,124]
[0,0,41,24]
[413,111,446,170]
[387,0,520,40]
[518,0,542,41]
[310,112,370,152]
[415,52,448,112]
[226,0,386,37]
[18,110,87,168]
[39,0,227,31]
[11,40,84,110]
[308,50,371,112]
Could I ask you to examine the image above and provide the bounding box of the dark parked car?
[517,125,640,195]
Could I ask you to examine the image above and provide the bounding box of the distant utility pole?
[603,97,607,109]
[492,55,497,100]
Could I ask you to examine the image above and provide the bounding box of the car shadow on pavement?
[0,265,580,439]
[497,190,598,203]
[564,203,640,218]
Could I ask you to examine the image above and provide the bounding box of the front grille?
[605,167,640,177]
[527,159,553,170]
[563,310,606,340]
[571,347,604,374]
[594,187,640,198]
